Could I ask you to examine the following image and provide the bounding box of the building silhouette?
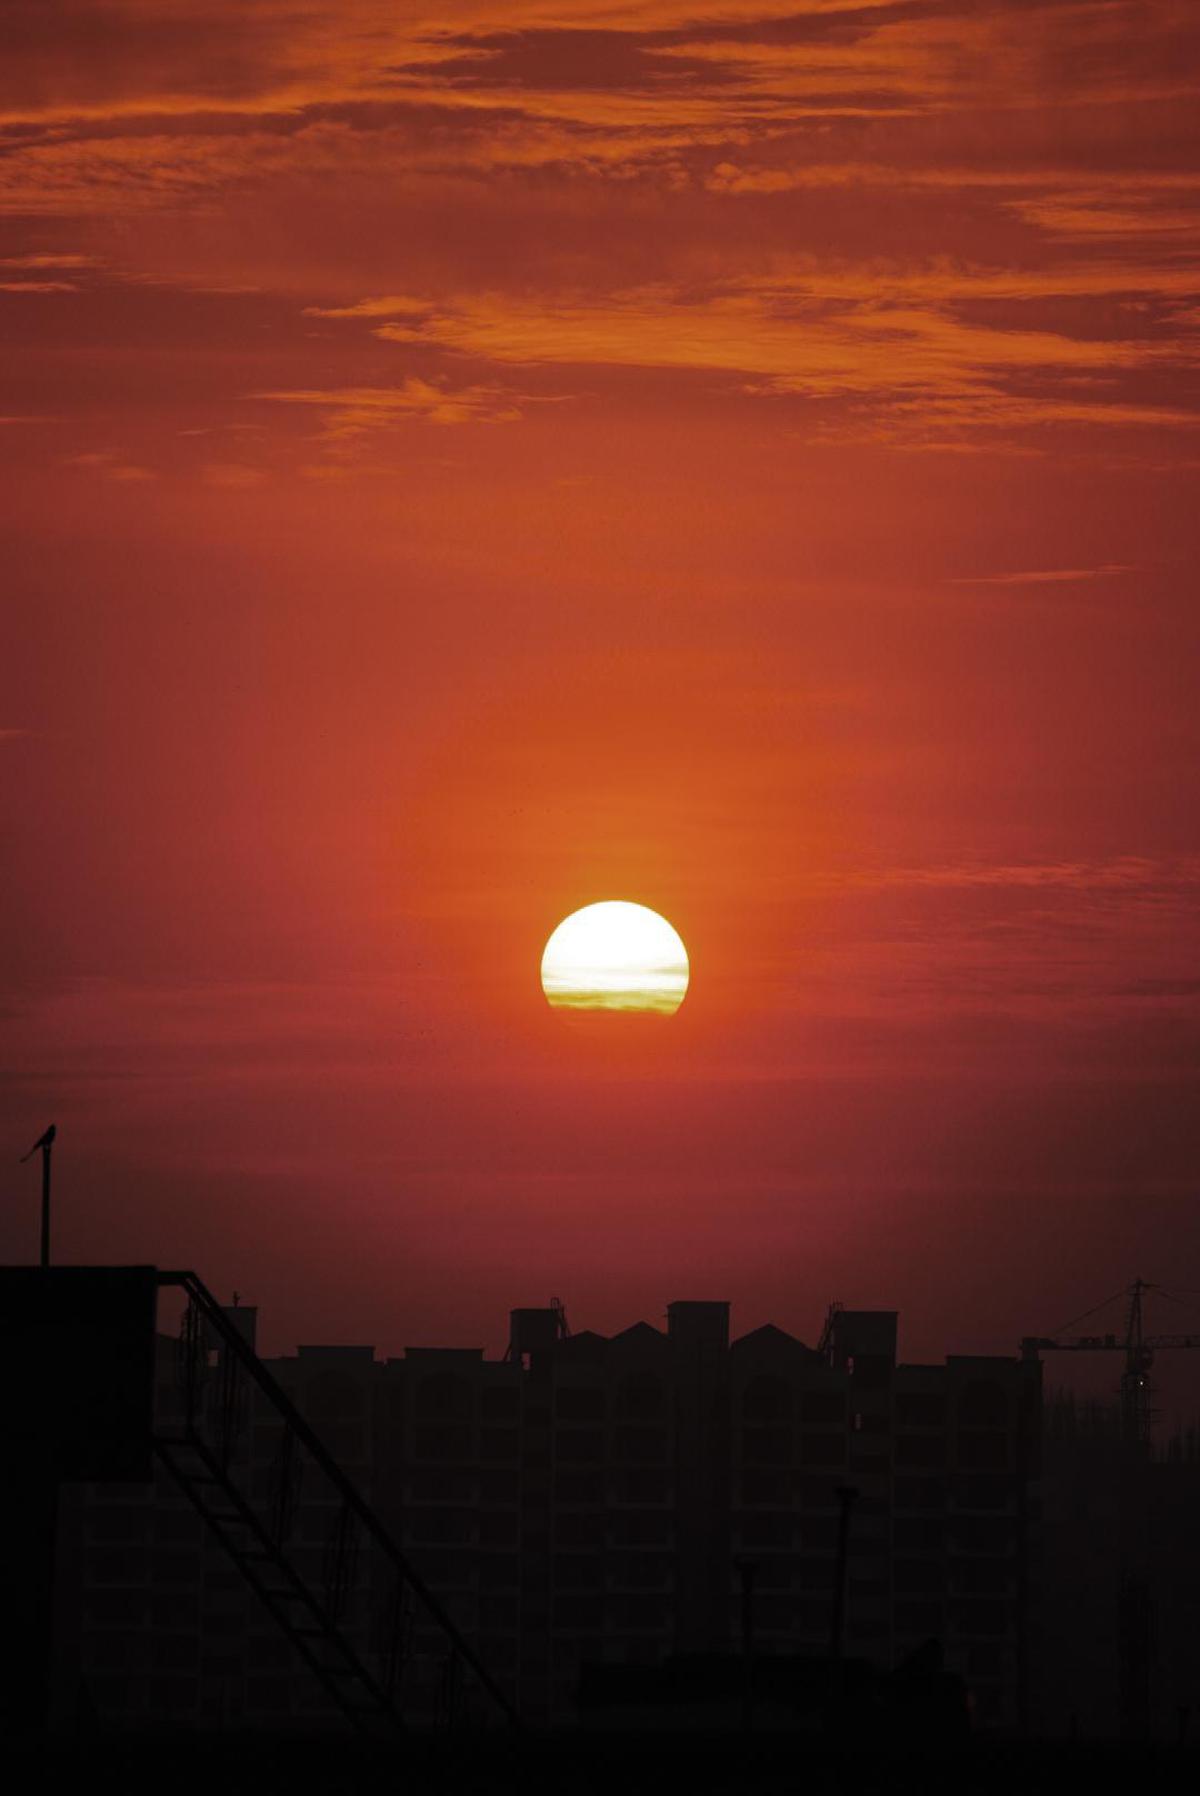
[60,1295,1041,1732]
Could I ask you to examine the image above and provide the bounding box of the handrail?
[157,1268,521,1728]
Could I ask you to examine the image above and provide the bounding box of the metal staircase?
[152,1270,518,1737]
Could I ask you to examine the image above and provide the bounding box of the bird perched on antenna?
[20,1123,56,1163]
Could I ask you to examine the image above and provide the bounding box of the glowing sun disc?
[541,901,689,1015]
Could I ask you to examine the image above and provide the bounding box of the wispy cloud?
[353,275,1200,440]
[65,449,156,482]
[256,378,524,435]
[0,252,97,269]
[827,856,1200,894]
[947,564,1136,587]
[0,279,78,293]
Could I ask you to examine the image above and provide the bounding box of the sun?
[540,901,689,1015]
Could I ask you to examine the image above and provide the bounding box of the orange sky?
[2,0,1199,1365]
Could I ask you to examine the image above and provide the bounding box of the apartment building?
[69,1297,1040,1731]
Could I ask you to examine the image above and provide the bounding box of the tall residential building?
[68,1298,1040,1731]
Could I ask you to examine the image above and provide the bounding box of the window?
[556,1429,605,1463]
[799,1476,841,1510]
[794,1601,831,1635]
[800,1433,845,1467]
[967,1644,1005,1677]
[795,1557,836,1592]
[414,1424,472,1462]
[556,1511,604,1547]
[798,1516,840,1550]
[752,1595,792,1631]
[478,1555,519,1589]
[415,1373,473,1421]
[949,1515,1011,1553]
[554,1594,603,1630]
[154,1510,202,1545]
[896,1392,946,1427]
[480,1428,519,1462]
[405,1507,473,1544]
[611,1510,670,1546]
[741,1469,789,1506]
[479,1468,519,1503]
[801,1391,846,1426]
[957,1380,1008,1426]
[897,1434,946,1469]
[479,1594,518,1631]
[88,1509,150,1542]
[554,1553,603,1591]
[306,1369,365,1420]
[245,1674,291,1713]
[854,1409,889,1433]
[738,1512,793,1549]
[479,1511,517,1547]
[613,1468,670,1504]
[556,1386,605,1422]
[894,1517,945,1552]
[741,1375,792,1422]
[479,1633,517,1667]
[555,1468,603,1504]
[956,1430,1008,1469]
[480,1386,518,1422]
[409,1468,474,1501]
[411,1548,476,1585]
[607,1553,671,1589]
[950,1558,1010,1596]
[954,1475,1011,1512]
[894,1558,945,1594]
[895,1601,943,1637]
[950,1598,1007,1637]
[894,1476,946,1512]
[849,1354,892,1391]
[613,1425,667,1463]
[151,1592,198,1628]
[615,1372,663,1418]
[607,1594,668,1631]
[87,1546,147,1584]
[742,1426,791,1466]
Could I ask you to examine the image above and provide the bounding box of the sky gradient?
[2,0,1199,1372]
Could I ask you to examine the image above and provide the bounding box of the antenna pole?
[20,1125,56,1267]
[39,1136,52,1268]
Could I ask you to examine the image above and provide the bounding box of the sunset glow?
[1,0,1198,1361]
[541,903,689,1015]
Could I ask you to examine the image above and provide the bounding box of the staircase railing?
[154,1269,519,1735]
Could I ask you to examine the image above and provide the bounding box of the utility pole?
[736,1559,757,1735]
[829,1484,859,1661]
[19,1124,56,1268]
[1120,1279,1153,1450]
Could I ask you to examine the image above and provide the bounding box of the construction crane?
[1022,1277,1200,1739]
[1020,1278,1200,1448]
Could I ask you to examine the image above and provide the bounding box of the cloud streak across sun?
[541,902,689,1015]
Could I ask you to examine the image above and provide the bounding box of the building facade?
[68,1298,1040,1731]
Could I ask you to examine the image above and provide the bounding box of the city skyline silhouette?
[4,0,1199,1775]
